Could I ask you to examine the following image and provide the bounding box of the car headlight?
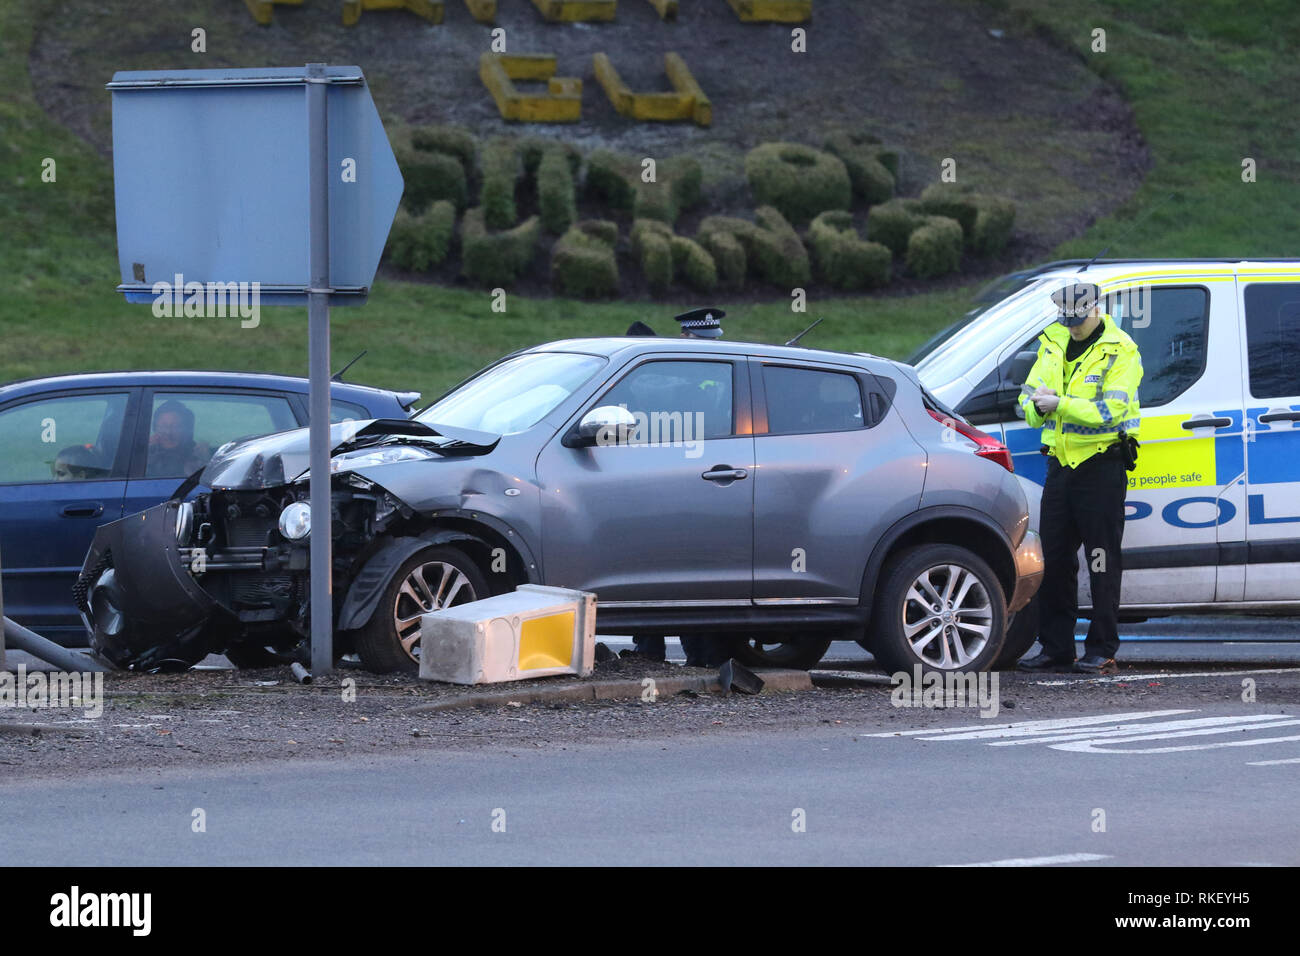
[328,445,436,475]
[175,501,194,544]
[278,501,312,540]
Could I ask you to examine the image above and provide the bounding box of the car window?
[1242,283,1300,399]
[1108,286,1209,407]
[763,365,864,435]
[0,392,130,484]
[145,392,297,478]
[330,399,369,423]
[599,360,734,440]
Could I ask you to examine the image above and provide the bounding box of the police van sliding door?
[1104,279,1248,607]
[1239,278,1300,602]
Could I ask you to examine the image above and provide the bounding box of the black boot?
[1074,654,1118,674]
[1017,651,1075,672]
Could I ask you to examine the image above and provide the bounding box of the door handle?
[60,503,104,518]
[1180,417,1232,430]
[702,466,748,482]
[1258,411,1300,424]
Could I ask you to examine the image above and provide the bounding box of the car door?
[534,356,755,604]
[121,388,302,516]
[1239,277,1300,600]
[750,359,922,603]
[0,388,137,636]
[990,279,1245,607]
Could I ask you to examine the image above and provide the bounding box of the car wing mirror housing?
[1008,349,1038,386]
[563,405,638,448]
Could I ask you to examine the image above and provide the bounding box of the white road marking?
[1030,666,1300,686]
[868,709,1300,755]
[1056,732,1300,755]
[1246,756,1300,766]
[989,715,1300,747]
[942,853,1110,867]
[860,710,1193,738]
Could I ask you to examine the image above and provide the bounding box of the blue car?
[0,370,418,644]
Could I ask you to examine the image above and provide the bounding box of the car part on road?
[718,658,765,695]
[868,543,1007,674]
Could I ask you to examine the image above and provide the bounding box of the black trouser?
[1037,447,1128,660]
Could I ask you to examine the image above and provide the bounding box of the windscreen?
[417,351,606,435]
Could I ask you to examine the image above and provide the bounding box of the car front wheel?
[867,544,1007,675]
[355,545,489,674]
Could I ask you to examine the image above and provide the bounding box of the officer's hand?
[1034,391,1060,414]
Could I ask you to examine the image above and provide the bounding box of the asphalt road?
[3,697,1298,866]
[3,616,1296,866]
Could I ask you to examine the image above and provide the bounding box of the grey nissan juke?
[76,334,1043,674]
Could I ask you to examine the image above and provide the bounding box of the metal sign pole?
[306,62,333,675]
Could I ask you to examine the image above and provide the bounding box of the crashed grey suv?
[76,336,1043,674]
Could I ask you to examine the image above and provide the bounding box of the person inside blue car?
[146,400,212,477]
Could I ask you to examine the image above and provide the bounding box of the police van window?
[1107,286,1209,407]
[1243,283,1300,399]
[599,361,734,440]
[763,365,865,435]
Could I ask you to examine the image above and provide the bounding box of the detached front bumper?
[1008,529,1044,614]
[75,500,220,668]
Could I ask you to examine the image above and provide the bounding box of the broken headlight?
[328,445,437,475]
[278,501,312,540]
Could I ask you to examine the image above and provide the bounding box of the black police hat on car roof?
[675,307,725,338]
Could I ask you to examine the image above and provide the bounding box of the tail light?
[927,409,1014,473]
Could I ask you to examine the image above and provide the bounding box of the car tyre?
[355,545,489,674]
[868,544,1007,675]
[994,595,1039,669]
[723,635,833,670]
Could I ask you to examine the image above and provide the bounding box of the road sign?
[108,64,404,674]
[108,66,403,305]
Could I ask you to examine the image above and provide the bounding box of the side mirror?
[1008,350,1038,386]
[564,405,638,448]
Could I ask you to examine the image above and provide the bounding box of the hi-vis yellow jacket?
[1019,315,1144,469]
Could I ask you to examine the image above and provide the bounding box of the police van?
[911,259,1300,663]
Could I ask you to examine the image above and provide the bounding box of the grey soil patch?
[3,655,1295,781]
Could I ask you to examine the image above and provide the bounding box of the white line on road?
[942,853,1110,867]
[1246,757,1300,766]
[1056,732,1300,755]
[860,710,1193,738]
[1031,666,1300,686]
[988,715,1300,747]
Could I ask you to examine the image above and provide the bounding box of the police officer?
[673,309,734,666]
[1017,282,1143,675]
[624,310,732,666]
[676,307,724,339]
